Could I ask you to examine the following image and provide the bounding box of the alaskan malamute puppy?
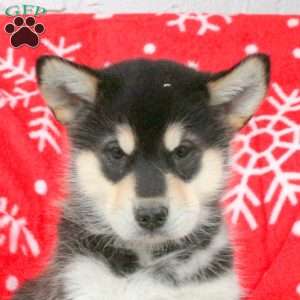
[14,54,269,300]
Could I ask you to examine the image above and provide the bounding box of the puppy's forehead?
[101,59,212,151]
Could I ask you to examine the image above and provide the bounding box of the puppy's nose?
[135,206,168,231]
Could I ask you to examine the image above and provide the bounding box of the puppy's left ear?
[36,56,100,124]
[208,54,270,130]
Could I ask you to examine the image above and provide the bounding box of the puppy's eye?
[104,142,127,161]
[109,146,125,160]
[173,145,192,159]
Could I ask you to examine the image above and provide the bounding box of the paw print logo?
[4,16,45,48]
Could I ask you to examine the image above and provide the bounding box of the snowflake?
[0,37,82,152]
[0,88,39,109]
[0,197,40,256]
[41,37,82,61]
[28,106,61,154]
[166,13,232,36]
[0,48,35,85]
[223,82,300,229]
[0,48,38,110]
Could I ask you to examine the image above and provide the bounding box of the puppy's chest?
[63,252,239,300]
[63,253,175,300]
[62,248,196,300]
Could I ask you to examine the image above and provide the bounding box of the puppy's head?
[36,55,270,245]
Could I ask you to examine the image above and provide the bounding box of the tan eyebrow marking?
[163,123,184,151]
[116,124,135,155]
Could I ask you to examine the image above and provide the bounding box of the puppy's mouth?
[128,228,171,246]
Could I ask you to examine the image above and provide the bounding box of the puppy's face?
[36,56,269,245]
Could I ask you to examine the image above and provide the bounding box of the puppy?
[14,54,270,300]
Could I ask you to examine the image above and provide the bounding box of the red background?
[0,13,300,300]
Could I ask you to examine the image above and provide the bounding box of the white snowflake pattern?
[223,82,300,229]
[0,88,39,109]
[41,37,82,61]
[1,36,82,153]
[0,197,40,256]
[0,48,36,85]
[28,106,61,154]
[0,47,38,110]
[166,13,232,36]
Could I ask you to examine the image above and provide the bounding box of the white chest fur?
[63,255,240,300]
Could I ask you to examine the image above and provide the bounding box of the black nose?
[135,207,168,231]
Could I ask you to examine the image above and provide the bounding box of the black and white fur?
[14,54,270,300]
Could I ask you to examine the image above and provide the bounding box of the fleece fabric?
[0,13,300,300]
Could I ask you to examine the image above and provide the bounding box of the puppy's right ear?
[36,56,100,124]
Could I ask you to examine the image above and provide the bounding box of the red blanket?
[0,13,300,300]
